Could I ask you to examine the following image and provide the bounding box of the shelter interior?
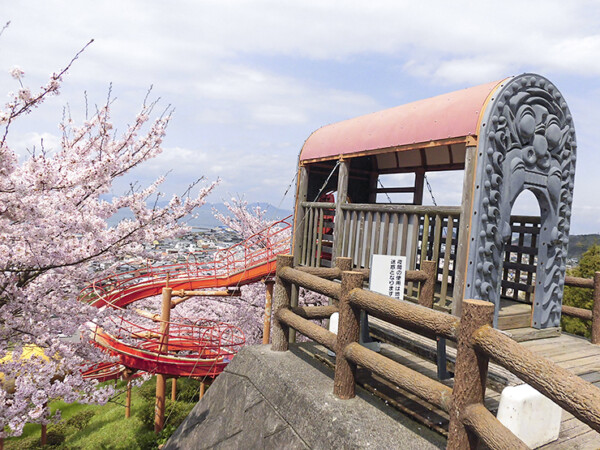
[296,151,539,331]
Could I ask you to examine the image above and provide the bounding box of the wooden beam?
[376,186,416,194]
[300,135,476,165]
[135,308,161,322]
[452,145,476,317]
[333,159,350,261]
[291,166,309,342]
[414,169,425,205]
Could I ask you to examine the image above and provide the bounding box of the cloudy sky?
[2,1,600,233]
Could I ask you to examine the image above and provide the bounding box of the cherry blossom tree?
[0,45,217,436]
[212,197,271,241]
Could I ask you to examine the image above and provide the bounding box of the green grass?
[5,378,200,450]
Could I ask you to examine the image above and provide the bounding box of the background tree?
[561,244,600,337]
[0,45,217,436]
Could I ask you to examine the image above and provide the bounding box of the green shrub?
[65,410,95,431]
[137,398,193,431]
[45,422,70,446]
[8,435,41,449]
[164,399,194,430]
[175,378,201,403]
[137,377,158,402]
[135,431,159,450]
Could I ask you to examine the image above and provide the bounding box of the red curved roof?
[300,79,507,162]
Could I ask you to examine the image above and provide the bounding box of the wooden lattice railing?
[298,202,461,307]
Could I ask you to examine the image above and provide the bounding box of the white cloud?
[2,1,600,229]
[4,1,599,87]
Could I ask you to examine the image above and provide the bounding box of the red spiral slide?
[80,216,292,380]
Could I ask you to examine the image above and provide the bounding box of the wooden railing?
[271,254,600,449]
[561,273,600,344]
[298,201,461,307]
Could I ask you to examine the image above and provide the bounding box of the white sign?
[369,254,407,301]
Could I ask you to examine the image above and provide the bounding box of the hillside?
[568,234,600,260]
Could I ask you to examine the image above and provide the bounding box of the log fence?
[271,254,600,449]
[561,273,600,344]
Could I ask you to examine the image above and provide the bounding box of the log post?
[335,256,353,273]
[199,381,206,399]
[447,299,494,449]
[592,272,600,345]
[125,381,132,418]
[262,279,275,344]
[332,257,353,310]
[333,271,364,399]
[272,255,293,351]
[171,378,177,402]
[154,287,172,434]
[419,260,437,309]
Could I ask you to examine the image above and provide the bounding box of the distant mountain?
[568,234,600,260]
[106,202,292,229]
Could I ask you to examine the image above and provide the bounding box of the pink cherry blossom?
[0,48,217,436]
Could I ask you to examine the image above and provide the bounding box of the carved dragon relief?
[464,74,577,328]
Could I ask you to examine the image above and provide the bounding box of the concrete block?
[327,312,338,356]
[497,384,562,448]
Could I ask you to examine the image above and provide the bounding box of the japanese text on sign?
[369,254,407,301]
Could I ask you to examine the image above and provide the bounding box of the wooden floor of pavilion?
[299,319,600,449]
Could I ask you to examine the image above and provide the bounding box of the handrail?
[279,266,342,300]
[271,254,600,449]
[473,324,600,433]
[340,203,462,215]
[80,214,292,308]
[349,288,458,340]
[343,341,452,412]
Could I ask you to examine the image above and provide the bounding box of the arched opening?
[498,190,542,329]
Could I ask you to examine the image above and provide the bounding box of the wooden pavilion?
[291,73,577,330]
